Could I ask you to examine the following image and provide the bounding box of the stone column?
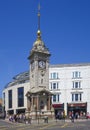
[31,96,33,111]
[47,96,51,110]
[27,97,30,111]
[36,96,39,110]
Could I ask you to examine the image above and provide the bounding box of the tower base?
[25,109,54,119]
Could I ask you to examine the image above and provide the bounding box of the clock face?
[39,61,46,69]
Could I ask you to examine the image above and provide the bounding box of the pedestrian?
[71,111,74,123]
[75,112,78,120]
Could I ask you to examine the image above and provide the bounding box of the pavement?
[0,118,90,130]
[3,118,90,125]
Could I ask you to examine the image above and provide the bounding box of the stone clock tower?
[28,5,51,91]
[26,5,54,118]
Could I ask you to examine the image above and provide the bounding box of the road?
[0,119,90,130]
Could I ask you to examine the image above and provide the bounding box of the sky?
[0,0,90,97]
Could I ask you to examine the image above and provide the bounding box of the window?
[57,94,59,102]
[72,81,81,89]
[53,95,56,102]
[53,83,56,89]
[18,87,24,107]
[71,93,82,102]
[80,93,82,101]
[75,94,78,101]
[72,94,74,101]
[50,72,59,79]
[8,90,12,108]
[75,82,78,88]
[72,71,81,78]
[52,94,60,103]
[50,82,59,90]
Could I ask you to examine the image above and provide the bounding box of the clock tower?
[28,6,51,91]
[26,4,53,118]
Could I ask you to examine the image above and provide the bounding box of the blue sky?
[0,0,90,97]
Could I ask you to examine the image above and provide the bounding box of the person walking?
[71,111,74,123]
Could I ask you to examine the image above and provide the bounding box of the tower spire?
[37,3,41,40]
[38,3,40,31]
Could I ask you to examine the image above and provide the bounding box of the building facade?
[2,63,90,117]
[3,71,30,115]
[49,64,90,116]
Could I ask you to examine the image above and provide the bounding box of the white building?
[49,63,90,116]
[2,63,90,117]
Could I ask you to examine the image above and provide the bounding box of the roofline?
[49,63,90,68]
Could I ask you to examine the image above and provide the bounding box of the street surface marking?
[39,122,59,130]
[61,123,68,128]
[16,124,40,130]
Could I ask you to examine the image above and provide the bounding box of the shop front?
[52,103,64,118]
[67,102,87,116]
